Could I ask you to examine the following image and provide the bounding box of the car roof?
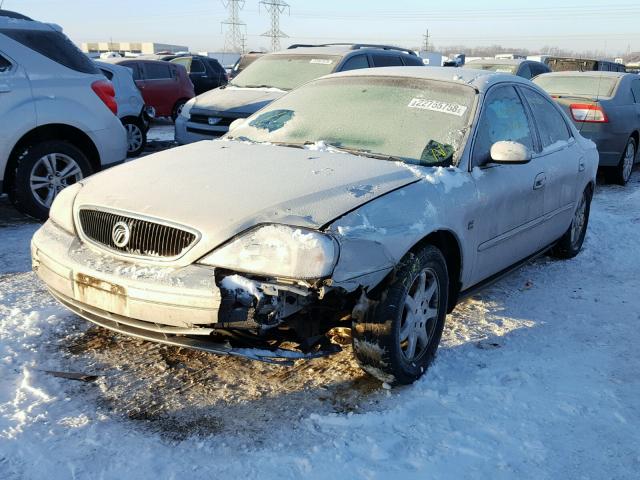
[466,58,525,66]
[101,57,169,65]
[0,11,54,31]
[536,71,629,79]
[273,44,416,58]
[0,9,33,20]
[325,66,529,92]
[94,60,130,74]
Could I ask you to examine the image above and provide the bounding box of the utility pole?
[259,0,290,52]
[422,29,431,52]
[221,0,246,53]
[240,34,248,54]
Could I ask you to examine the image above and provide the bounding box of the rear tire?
[551,186,592,259]
[171,99,187,122]
[10,140,93,221]
[352,245,449,385]
[608,137,635,186]
[123,118,147,158]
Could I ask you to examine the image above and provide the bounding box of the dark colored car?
[103,58,195,120]
[229,52,265,80]
[464,59,550,79]
[534,71,640,185]
[546,57,626,73]
[166,55,228,95]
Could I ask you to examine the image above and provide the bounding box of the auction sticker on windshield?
[310,59,333,64]
[408,98,468,116]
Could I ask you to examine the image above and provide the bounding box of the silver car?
[31,67,598,385]
[0,10,127,220]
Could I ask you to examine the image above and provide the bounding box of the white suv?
[0,10,127,220]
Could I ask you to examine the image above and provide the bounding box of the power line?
[221,0,246,53]
[259,0,290,52]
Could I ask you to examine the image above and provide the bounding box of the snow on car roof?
[327,66,524,92]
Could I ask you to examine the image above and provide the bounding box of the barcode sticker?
[408,98,468,116]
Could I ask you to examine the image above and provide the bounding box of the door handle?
[533,173,546,190]
[0,84,11,93]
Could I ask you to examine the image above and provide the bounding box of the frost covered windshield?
[533,75,619,98]
[229,76,477,166]
[230,54,341,91]
[464,63,518,74]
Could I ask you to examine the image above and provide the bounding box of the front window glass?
[230,54,340,91]
[534,75,619,98]
[0,54,11,72]
[472,86,534,166]
[230,76,477,166]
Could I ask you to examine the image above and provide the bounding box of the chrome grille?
[78,209,197,259]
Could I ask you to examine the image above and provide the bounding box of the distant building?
[81,42,189,57]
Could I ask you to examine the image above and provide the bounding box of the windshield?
[230,54,341,91]
[229,76,477,166]
[534,75,619,98]
[464,63,518,74]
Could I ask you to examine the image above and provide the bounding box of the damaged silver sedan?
[32,67,598,384]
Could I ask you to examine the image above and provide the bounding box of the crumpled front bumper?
[32,220,223,328]
[30,220,328,364]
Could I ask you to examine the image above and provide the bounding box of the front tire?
[551,186,592,259]
[352,245,449,385]
[10,140,93,220]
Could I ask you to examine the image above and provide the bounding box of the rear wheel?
[10,140,93,220]
[171,99,187,122]
[551,186,592,259]
[609,137,636,185]
[123,118,147,157]
[352,245,449,385]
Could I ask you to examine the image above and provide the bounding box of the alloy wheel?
[126,123,144,153]
[622,141,635,183]
[570,191,588,248]
[399,268,440,362]
[29,153,83,208]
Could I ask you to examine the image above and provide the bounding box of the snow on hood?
[74,141,418,266]
[191,86,286,116]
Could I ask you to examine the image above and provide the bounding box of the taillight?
[91,80,118,115]
[569,103,608,123]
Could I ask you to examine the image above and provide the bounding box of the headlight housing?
[199,225,338,279]
[49,182,82,235]
[180,97,197,119]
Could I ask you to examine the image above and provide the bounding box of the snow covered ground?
[1,171,639,479]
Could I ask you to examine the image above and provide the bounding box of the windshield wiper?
[320,142,405,162]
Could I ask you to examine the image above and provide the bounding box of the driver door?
[469,84,547,284]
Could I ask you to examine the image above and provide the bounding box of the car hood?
[75,141,418,266]
[192,86,286,116]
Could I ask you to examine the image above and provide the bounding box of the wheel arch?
[409,229,463,313]
[3,124,100,194]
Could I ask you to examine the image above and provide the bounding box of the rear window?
[144,62,172,80]
[0,54,11,72]
[372,55,403,67]
[534,75,619,98]
[0,29,99,74]
[99,68,114,80]
[464,63,518,74]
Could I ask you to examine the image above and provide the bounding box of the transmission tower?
[221,0,246,53]
[259,0,290,52]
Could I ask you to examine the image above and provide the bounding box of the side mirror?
[489,141,532,164]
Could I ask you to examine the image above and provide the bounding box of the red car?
[106,58,195,120]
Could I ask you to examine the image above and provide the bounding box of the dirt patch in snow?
[61,322,382,441]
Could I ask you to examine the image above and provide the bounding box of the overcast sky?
[9,0,640,55]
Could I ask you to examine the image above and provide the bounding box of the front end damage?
[32,220,396,365]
